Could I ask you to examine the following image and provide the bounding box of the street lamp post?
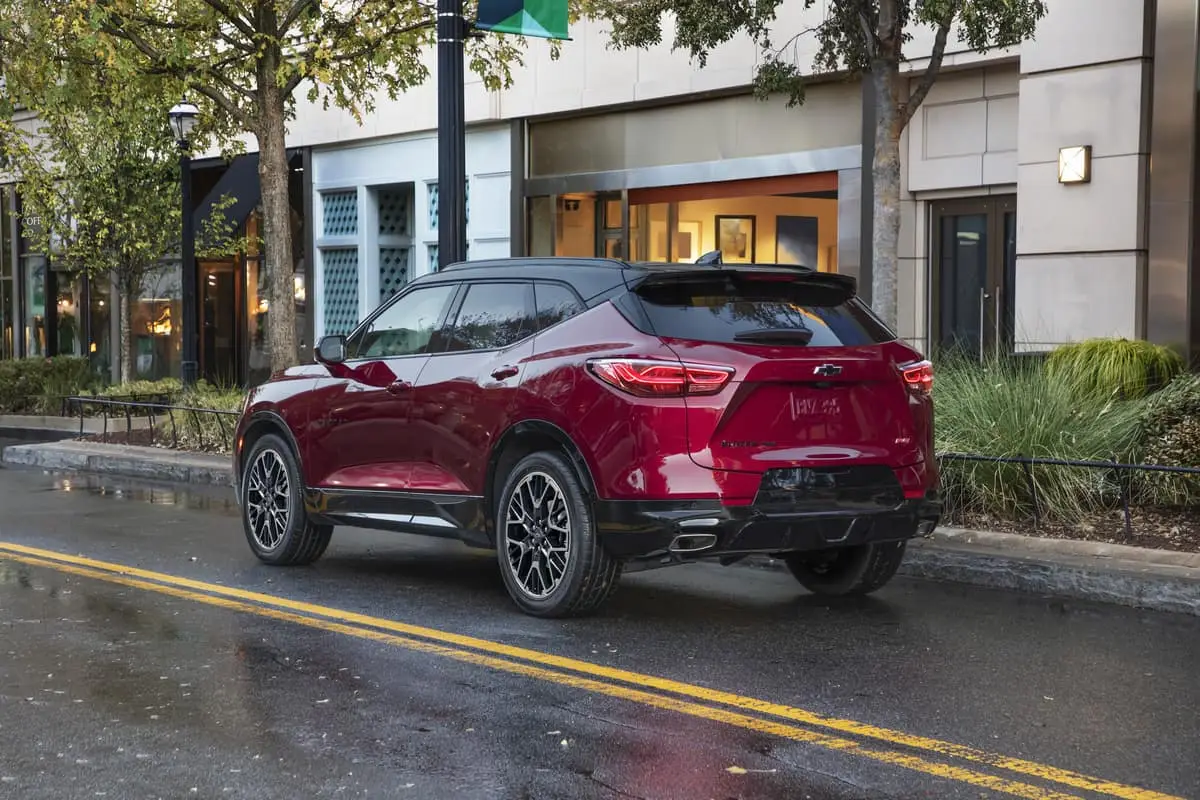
[436,0,468,268]
[168,100,199,388]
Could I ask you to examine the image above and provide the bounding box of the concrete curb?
[3,439,1198,616]
[2,441,232,487]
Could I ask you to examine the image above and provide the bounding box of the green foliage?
[1045,338,1185,401]
[1129,374,1200,505]
[934,354,1141,522]
[0,357,99,415]
[584,0,1047,108]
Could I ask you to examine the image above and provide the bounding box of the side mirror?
[315,335,347,365]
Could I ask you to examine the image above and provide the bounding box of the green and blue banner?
[475,0,568,39]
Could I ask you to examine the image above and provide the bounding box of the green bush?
[0,356,98,415]
[1045,338,1184,400]
[150,385,246,453]
[1129,373,1200,505]
[935,354,1141,522]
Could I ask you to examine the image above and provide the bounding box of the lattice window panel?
[427,244,439,273]
[379,247,410,300]
[321,191,358,237]
[378,188,410,237]
[427,181,470,231]
[322,248,360,336]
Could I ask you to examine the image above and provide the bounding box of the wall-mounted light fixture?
[1058,145,1092,184]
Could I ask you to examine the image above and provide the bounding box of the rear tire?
[783,541,906,596]
[240,433,332,566]
[495,451,621,618]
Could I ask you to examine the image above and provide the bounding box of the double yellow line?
[0,541,1179,800]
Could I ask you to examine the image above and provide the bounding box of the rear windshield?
[634,275,894,347]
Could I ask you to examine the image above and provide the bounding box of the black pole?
[437,0,467,269]
[179,150,198,387]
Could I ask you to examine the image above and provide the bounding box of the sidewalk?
[4,439,1198,616]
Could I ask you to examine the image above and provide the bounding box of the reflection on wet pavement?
[37,473,239,515]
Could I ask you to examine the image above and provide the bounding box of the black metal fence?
[936,452,1200,535]
[65,396,239,453]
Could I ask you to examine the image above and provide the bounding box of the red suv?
[233,255,940,617]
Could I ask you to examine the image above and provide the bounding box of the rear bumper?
[593,494,942,562]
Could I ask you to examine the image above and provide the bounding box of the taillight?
[901,360,934,396]
[588,358,735,397]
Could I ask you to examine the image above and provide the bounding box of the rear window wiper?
[732,328,814,345]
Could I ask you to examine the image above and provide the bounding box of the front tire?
[240,433,332,566]
[495,451,621,618]
[783,541,907,596]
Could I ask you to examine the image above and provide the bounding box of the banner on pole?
[475,0,569,40]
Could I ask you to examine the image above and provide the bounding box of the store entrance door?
[200,259,240,386]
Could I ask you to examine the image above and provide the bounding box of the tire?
[240,433,332,566]
[783,541,907,597]
[495,451,621,618]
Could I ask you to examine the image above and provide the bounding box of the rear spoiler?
[625,250,859,297]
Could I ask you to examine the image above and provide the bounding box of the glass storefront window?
[245,211,271,386]
[0,191,13,359]
[54,274,82,357]
[131,263,182,381]
[22,255,46,357]
[89,276,112,378]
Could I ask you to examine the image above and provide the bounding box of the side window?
[444,282,535,352]
[534,282,585,331]
[347,284,457,359]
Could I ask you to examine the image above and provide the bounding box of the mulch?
[949,508,1200,554]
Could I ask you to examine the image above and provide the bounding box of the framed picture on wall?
[775,215,820,268]
[674,220,702,262]
[716,215,756,263]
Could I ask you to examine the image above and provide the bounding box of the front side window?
[348,283,457,359]
[444,282,535,352]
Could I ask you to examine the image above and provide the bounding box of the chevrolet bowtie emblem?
[813,363,843,377]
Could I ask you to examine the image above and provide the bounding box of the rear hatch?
[627,268,926,473]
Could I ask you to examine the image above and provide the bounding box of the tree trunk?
[120,288,135,384]
[870,61,903,330]
[256,67,298,374]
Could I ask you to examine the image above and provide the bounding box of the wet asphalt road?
[0,463,1197,800]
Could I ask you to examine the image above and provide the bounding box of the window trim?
[435,279,537,355]
[343,280,461,363]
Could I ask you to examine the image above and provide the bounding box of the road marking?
[0,541,1181,800]
[0,549,1078,800]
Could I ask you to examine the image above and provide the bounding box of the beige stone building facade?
[281,0,1189,359]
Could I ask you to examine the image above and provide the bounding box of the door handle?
[387,380,413,395]
[490,366,519,381]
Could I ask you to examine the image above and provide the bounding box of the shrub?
[0,356,98,415]
[1129,373,1200,505]
[150,385,246,453]
[1045,338,1184,400]
[934,354,1141,522]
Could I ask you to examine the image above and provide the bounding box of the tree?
[0,0,526,374]
[0,44,239,382]
[583,0,1046,328]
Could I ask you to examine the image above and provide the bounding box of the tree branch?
[280,0,320,37]
[196,0,258,42]
[281,17,435,96]
[903,11,954,125]
[856,10,877,58]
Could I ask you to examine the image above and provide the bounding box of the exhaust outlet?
[669,533,718,553]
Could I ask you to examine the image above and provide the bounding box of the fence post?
[1019,455,1040,529]
[1112,457,1133,538]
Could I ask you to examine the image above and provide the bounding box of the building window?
[317,189,362,338]
[375,186,413,301]
[322,191,358,237]
[427,244,439,273]
[322,248,360,336]
[426,179,470,230]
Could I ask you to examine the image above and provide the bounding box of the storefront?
[0,149,312,389]
[516,85,864,281]
[309,125,512,340]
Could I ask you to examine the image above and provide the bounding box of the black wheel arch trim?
[486,419,598,540]
[240,409,307,487]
